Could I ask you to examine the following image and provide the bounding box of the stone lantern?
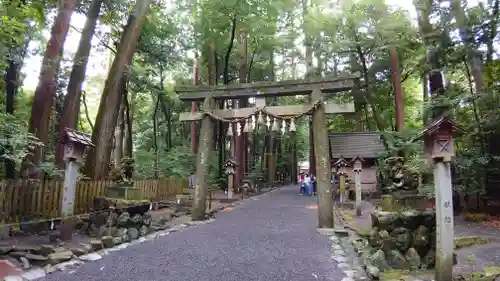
[223,158,239,199]
[57,128,94,240]
[413,116,463,281]
[351,156,364,216]
[333,157,349,204]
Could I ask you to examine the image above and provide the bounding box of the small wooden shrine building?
[328,132,384,195]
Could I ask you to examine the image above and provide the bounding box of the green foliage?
[134,145,194,179]
[0,113,41,167]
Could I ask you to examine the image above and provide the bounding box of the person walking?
[299,173,305,194]
[311,174,317,195]
[303,174,312,196]
[188,173,196,189]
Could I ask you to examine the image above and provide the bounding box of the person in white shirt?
[303,174,312,196]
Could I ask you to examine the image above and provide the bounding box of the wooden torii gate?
[175,73,359,228]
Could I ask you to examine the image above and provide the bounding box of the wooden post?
[268,130,277,188]
[353,156,363,216]
[227,173,234,199]
[339,173,346,204]
[431,132,456,281]
[61,160,79,216]
[434,161,454,281]
[192,97,214,221]
[309,119,316,176]
[60,159,79,240]
[355,172,361,215]
[415,116,461,281]
[290,130,297,184]
[58,129,93,241]
[311,89,334,228]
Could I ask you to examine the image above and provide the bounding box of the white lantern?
[289,119,296,132]
[352,156,364,172]
[334,157,349,175]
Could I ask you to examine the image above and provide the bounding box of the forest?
[0,0,499,201]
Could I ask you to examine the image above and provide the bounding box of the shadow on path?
[41,186,344,281]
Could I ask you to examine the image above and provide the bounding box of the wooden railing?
[0,178,186,223]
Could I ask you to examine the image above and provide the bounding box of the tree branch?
[81,90,94,131]
[247,43,259,81]
[70,25,117,54]
[223,14,238,84]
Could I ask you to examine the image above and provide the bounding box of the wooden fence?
[0,178,186,223]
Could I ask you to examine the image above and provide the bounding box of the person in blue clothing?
[303,174,313,196]
[300,174,312,195]
[311,174,317,195]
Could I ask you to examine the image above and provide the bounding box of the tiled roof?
[58,128,94,147]
[328,132,383,160]
[412,116,464,141]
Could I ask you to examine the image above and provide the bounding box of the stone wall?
[352,210,447,279]
[85,210,153,244]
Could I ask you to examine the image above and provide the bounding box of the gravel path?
[40,186,343,281]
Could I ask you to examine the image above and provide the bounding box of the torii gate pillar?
[311,89,334,228]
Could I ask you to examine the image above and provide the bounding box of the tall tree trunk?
[450,0,485,95]
[218,15,237,181]
[302,0,313,78]
[191,53,199,153]
[153,96,160,178]
[315,40,322,76]
[390,45,405,132]
[4,39,29,178]
[113,83,125,167]
[84,0,152,179]
[302,0,316,176]
[25,0,77,174]
[207,42,218,149]
[414,0,447,119]
[236,29,248,186]
[123,86,133,158]
[155,64,171,150]
[354,43,385,132]
[422,73,429,124]
[56,0,103,169]
[166,102,172,150]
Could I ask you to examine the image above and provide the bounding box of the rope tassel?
[243,119,250,133]
[289,118,296,132]
[271,118,279,132]
[236,122,242,136]
[258,112,264,124]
